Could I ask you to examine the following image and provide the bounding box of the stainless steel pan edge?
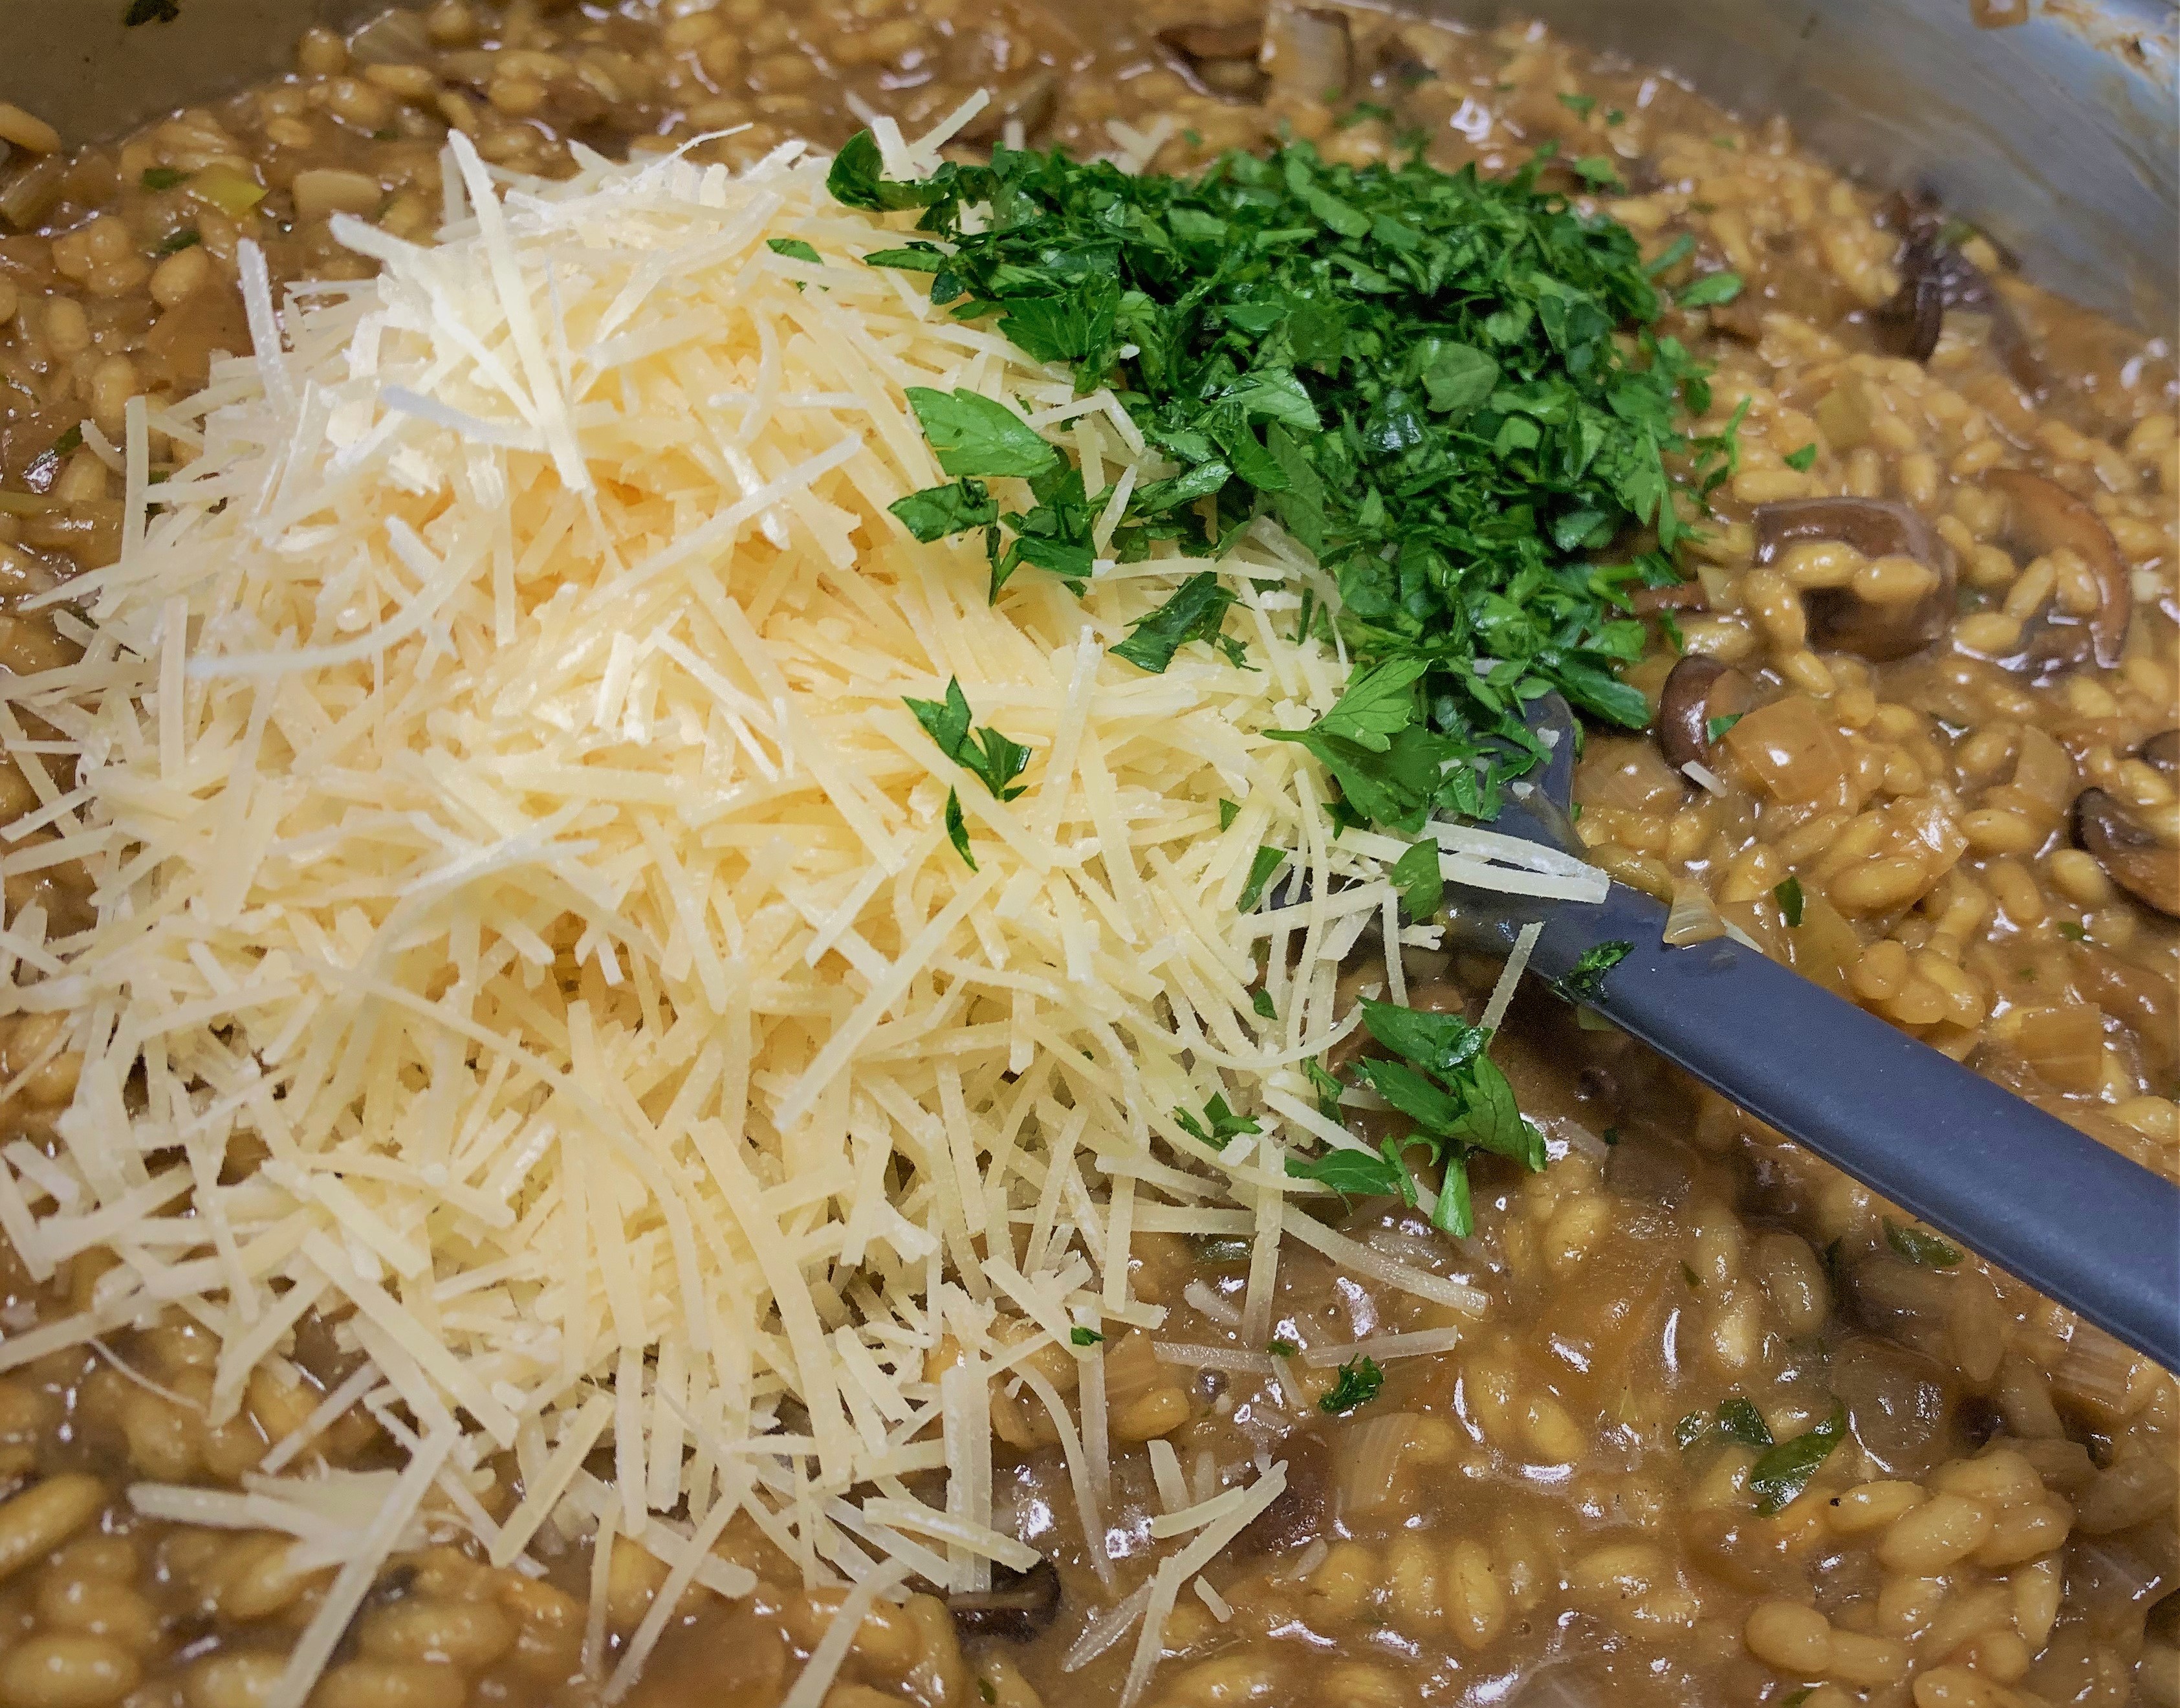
[1,0,2175,325]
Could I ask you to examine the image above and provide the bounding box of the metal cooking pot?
[1,0,2174,326]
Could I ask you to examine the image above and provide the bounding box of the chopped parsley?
[1784,442,1818,472]
[833,132,1733,826]
[1556,93,1597,118]
[1774,875,1804,928]
[943,788,975,870]
[904,677,1032,801]
[1303,1057,1346,1118]
[1269,1337,1299,1357]
[1388,838,1444,920]
[2057,921,2088,941]
[1884,1219,1965,1269]
[1286,999,1541,1236]
[1750,1402,1847,1515]
[157,227,201,255]
[1319,1355,1384,1415]
[1251,987,1277,1020]
[1677,270,1745,309]
[1705,711,1743,743]
[1175,1095,1261,1150]
[1069,1326,1104,1347]
[1554,940,1632,1005]
[140,166,186,192]
[1236,846,1288,913]
[1217,798,1239,831]
[765,236,822,263]
[1112,571,1246,672]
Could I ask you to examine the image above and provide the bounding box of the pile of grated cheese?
[0,107,1527,1706]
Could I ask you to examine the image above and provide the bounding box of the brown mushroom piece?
[2073,785,2179,920]
[1985,468,2131,669]
[1752,497,1957,661]
[946,1557,1061,1641]
[1655,653,1754,773]
[1261,2,1353,104]
[1869,208,2044,393]
[1233,1427,1331,1555]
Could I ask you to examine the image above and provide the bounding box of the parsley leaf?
[140,166,186,191]
[943,787,976,870]
[1677,270,1745,308]
[1774,875,1804,928]
[1286,1145,1406,1199]
[1113,572,1243,673]
[1388,838,1443,919]
[1750,1402,1847,1515]
[157,228,202,254]
[904,678,1032,800]
[1884,1219,1965,1269]
[1252,987,1277,1020]
[1645,232,1695,276]
[904,388,1062,481]
[1303,1057,1346,1117]
[1319,1356,1384,1415]
[1705,712,1743,743]
[1784,442,1818,472]
[1716,1397,1775,1449]
[890,478,997,543]
[1069,1326,1104,1346]
[1218,798,1239,832]
[1269,1337,1300,1357]
[1557,93,1597,117]
[2058,921,2088,941]
[766,237,822,264]
[1237,846,1288,913]
[1554,941,1632,1005]
[1175,1095,1261,1150]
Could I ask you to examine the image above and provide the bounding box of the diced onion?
[1662,881,1727,947]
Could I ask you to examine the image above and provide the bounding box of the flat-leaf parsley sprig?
[833,131,1736,827]
[903,677,1032,869]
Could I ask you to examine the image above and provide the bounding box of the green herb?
[1218,798,1239,832]
[1112,571,1246,672]
[890,477,998,543]
[1069,1326,1104,1346]
[1677,270,1744,308]
[864,243,946,272]
[1606,109,1626,126]
[766,237,822,264]
[1237,846,1288,913]
[1784,442,1818,472]
[1681,1260,1702,1289]
[124,0,180,22]
[1602,1126,1620,1146]
[140,166,186,192]
[1556,93,1597,117]
[1657,610,1686,653]
[1319,1355,1384,1415]
[978,1680,998,1705]
[1285,999,1542,1236]
[1572,156,1624,192]
[1749,1402,1846,1515]
[2057,921,2088,941]
[1555,940,1631,1005]
[1884,1219,1964,1269]
[1252,988,1277,1020]
[1644,233,1695,276]
[1388,838,1443,920]
[1302,1057,1346,1118]
[1716,1397,1776,1449]
[1338,100,1395,128]
[1705,712,1742,743]
[1175,1095,1261,1150]
[50,426,83,459]
[152,226,201,256]
[943,788,976,870]
[837,133,1732,828]
[1674,1410,1708,1449]
[1269,1337,1299,1357]
[904,678,1032,802]
[1774,875,1804,928]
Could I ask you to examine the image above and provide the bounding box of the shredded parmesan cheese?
[0,123,1518,1694]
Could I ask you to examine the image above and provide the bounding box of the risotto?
[0,4,2172,1708]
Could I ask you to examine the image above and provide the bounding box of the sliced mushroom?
[1261,3,1352,104]
[1234,1428,1331,1555]
[1869,206,2044,391]
[1655,654,1753,774]
[2142,730,2178,780]
[1752,498,1957,661]
[2073,788,2179,919]
[1986,469,2130,669]
[946,1557,1061,1641]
